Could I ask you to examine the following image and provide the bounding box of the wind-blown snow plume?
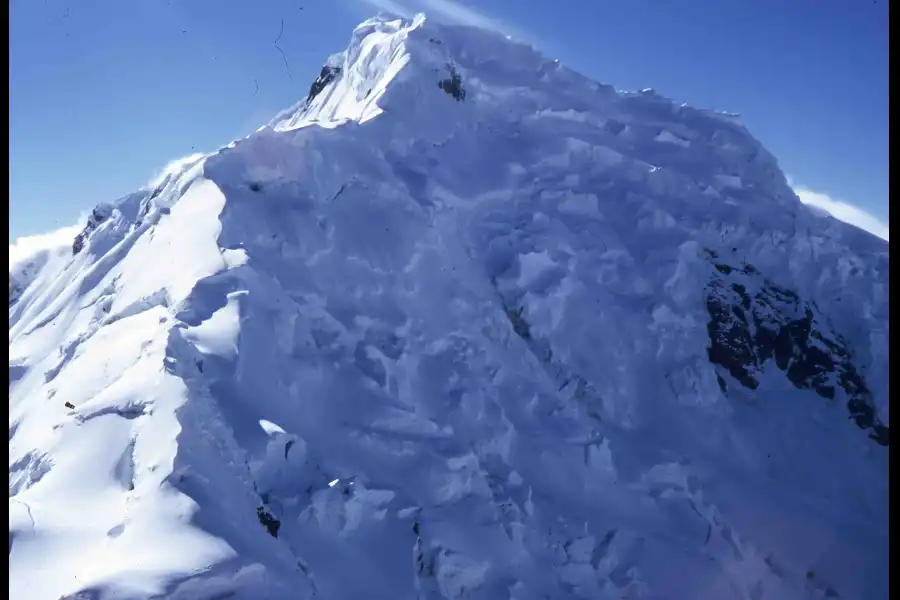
[793,184,889,241]
[9,222,82,272]
[146,152,208,190]
[9,13,888,600]
[9,222,85,310]
[355,0,530,40]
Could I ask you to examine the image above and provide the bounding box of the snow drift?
[9,14,888,600]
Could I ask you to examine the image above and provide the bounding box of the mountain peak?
[270,12,796,217]
[270,11,570,133]
[271,12,435,130]
[10,14,888,600]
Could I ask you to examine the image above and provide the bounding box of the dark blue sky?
[9,0,888,241]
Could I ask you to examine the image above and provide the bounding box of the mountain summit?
[9,14,888,600]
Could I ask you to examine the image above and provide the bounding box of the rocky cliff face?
[703,248,888,446]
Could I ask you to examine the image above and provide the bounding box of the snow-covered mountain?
[9,14,889,600]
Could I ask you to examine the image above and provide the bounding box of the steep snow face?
[10,13,888,600]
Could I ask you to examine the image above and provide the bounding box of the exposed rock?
[256,505,281,538]
[72,206,112,255]
[438,64,466,101]
[306,65,341,106]
[705,253,888,446]
[9,276,23,306]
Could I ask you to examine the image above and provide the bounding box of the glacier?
[9,13,888,600]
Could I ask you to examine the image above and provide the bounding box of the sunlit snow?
[9,13,888,600]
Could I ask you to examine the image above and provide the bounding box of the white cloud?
[9,222,83,273]
[792,184,889,242]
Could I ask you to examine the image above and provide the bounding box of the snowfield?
[9,13,888,600]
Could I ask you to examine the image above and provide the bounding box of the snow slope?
[9,14,888,600]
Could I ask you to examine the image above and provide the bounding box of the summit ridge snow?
[10,13,888,600]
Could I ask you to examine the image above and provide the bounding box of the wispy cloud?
[354,0,528,40]
[357,0,413,17]
[791,183,889,242]
[9,222,83,272]
[420,0,517,35]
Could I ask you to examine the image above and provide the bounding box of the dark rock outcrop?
[438,64,466,101]
[256,505,281,538]
[72,206,112,255]
[305,65,341,106]
[704,251,888,447]
[9,276,23,307]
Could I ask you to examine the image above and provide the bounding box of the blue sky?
[10,0,888,246]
